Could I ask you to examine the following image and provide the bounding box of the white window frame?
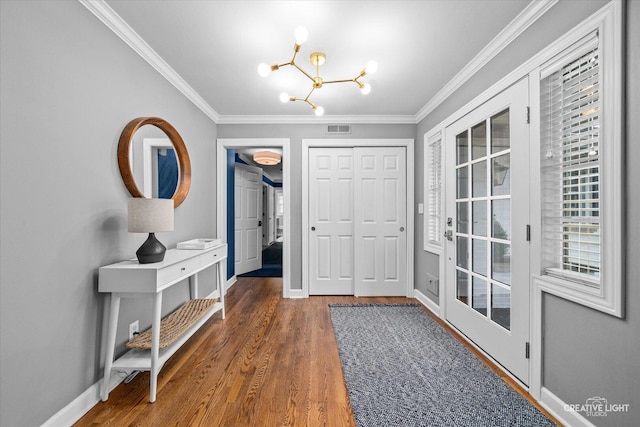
[533,1,623,318]
[424,128,444,254]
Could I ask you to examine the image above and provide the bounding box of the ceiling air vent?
[327,124,351,134]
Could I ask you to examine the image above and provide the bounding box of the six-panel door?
[308,146,407,296]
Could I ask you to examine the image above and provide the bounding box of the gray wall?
[541,2,640,426]
[0,2,218,426]
[217,124,416,290]
[415,1,639,425]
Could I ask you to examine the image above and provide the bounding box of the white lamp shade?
[128,198,174,233]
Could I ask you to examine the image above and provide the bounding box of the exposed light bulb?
[314,106,324,116]
[257,63,271,77]
[279,92,290,103]
[294,26,308,44]
[365,60,378,74]
[360,83,371,95]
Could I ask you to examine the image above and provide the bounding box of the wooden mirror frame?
[117,117,191,208]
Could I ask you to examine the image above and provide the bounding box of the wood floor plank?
[76,277,558,426]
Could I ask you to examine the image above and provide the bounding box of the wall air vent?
[327,124,351,134]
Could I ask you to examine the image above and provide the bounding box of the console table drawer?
[158,257,200,285]
[200,245,227,266]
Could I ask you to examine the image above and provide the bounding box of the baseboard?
[41,371,124,427]
[287,288,306,298]
[539,387,596,427]
[414,289,440,317]
[226,275,237,291]
[204,289,220,299]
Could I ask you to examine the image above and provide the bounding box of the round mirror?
[117,117,191,208]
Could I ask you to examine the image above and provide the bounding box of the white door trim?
[217,138,291,297]
[302,139,414,298]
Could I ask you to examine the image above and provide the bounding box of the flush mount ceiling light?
[253,150,282,165]
[258,26,377,116]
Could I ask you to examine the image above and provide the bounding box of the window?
[541,36,600,285]
[538,24,623,317]
[424,131,443,253]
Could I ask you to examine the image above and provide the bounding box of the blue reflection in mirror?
[157,148,178,199]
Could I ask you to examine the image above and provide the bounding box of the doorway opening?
[216,138,291,297]
[239,153,283,278]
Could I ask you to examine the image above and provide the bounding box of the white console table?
[98,244,227,402]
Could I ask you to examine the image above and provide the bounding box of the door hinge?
[526,224,531,241]
[525,342,530,359]
[525,106,530,124]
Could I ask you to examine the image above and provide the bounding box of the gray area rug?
[329,304,555,427]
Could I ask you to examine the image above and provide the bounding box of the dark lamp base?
[136,233,167,264]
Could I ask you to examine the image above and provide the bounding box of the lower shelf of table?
[111,300,223,372]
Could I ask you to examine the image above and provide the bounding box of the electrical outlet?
[129,320,139,340]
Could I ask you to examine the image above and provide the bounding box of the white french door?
[235,163,263,275]
[444,78,530,383]
[308,146,407,296]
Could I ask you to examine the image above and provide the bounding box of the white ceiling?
[105,0,532,120]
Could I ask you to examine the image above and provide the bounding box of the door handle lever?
[444,230,453,241]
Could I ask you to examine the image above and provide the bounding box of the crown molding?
[415,0,558,122]
[80,0,556,126]
[79,0,220,123]
[216,114,417,125]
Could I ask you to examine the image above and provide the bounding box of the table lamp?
[128,198,174,263]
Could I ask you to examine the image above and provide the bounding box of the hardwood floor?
[76,277,558,426]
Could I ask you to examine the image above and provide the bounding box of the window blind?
[540,41,600,285]
[427,132,442,246]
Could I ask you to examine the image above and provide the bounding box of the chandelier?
[257,26,377,116]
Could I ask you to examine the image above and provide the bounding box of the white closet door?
[308,148,354,295]
[354,147,407,296]
[235,163,263,275]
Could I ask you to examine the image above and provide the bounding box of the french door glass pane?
[472,161,487,197]
[454,108,513,330]
[492,242,511,286]
[472,276,488,315]
[457,202,469,234]
[491,284,511,330]
[472,239,487,277]
[457,237,468,269]
[492,199,511,240]
[457,166,469,199]
[472,201,487,236]
[472,122,487,160]
[492,154,510,196]
[456,131,468,165]
[457,270,469,305]
[491,109,510,153]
